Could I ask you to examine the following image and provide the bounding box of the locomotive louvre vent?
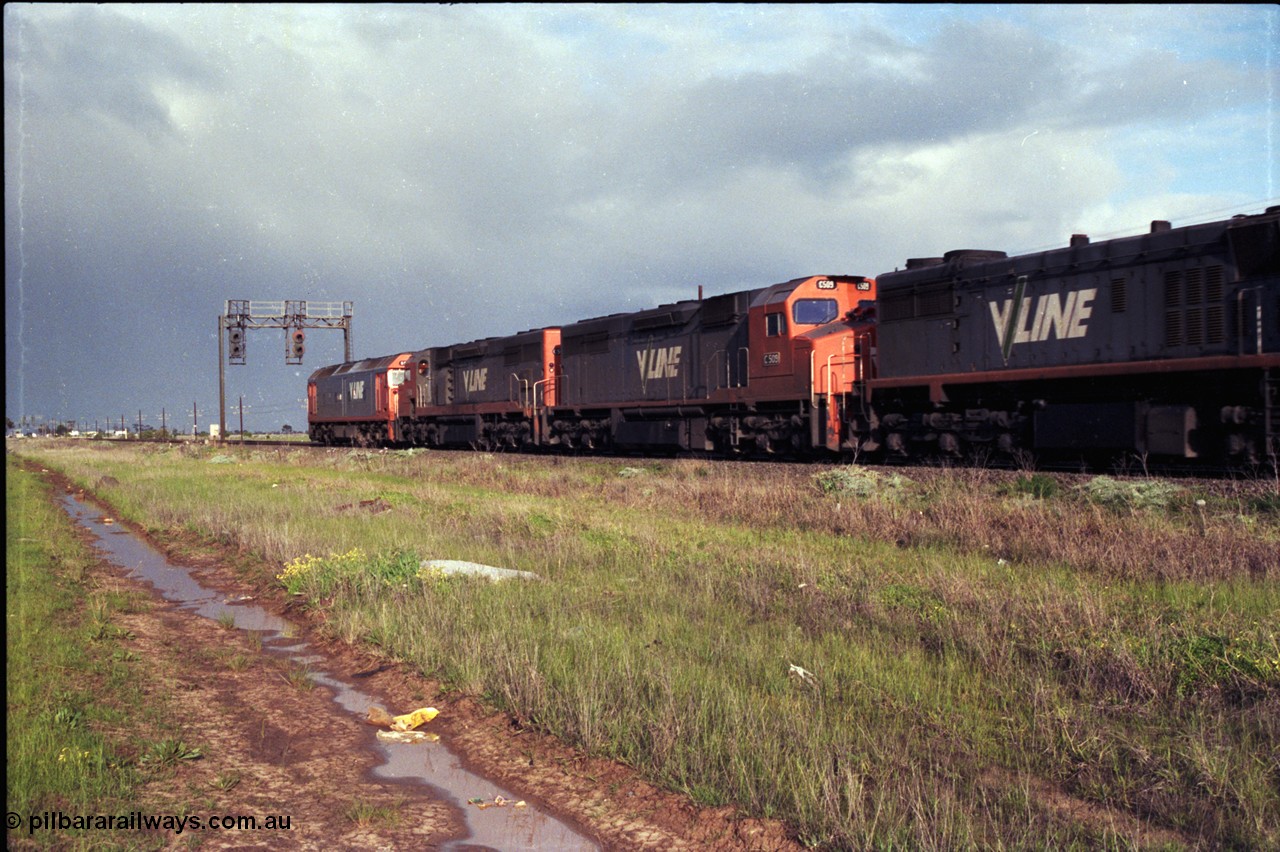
[1205,267,1225,344]
[1163,265,1226,348]
[563,329,611,355]
[1164,270,1182,307]
[1206,304,1225,344]
[879,291,915,322]
[1185,268,1204,305]
[1110,278,1127,313]
[701,292,750,327]
[1185,307,1204,346]
[632,311,680,332]
[878,285,952,321]
[504,342,541,365]
[1165,309,1184,347]
[1206,266,1224,302]
[915,285,954,317]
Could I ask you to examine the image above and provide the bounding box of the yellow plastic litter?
[366,705,440,731]
[391,707,439,732]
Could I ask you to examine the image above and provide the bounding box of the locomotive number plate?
[763,352,781,367]
[816,279,836,290]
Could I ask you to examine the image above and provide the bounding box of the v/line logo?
[461,367,488,393]
[990,279,1096,363]
[636,345,682,390]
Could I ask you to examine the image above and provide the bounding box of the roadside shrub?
[1167,634,1280,700]
[1251,492,1280,515]
[814,466,913,499]
[1079,476,1182,510]
[278,549,423,597]
[879,583,948,623]
[1000,473,1059,500]
[278,548,365,596]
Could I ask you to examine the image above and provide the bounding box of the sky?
[5,4,1277,433]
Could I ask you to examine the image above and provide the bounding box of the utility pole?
[218,313,226,441]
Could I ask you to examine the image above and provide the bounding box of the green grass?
[343,797,402,828]
[5,455,192,850]
[12,441,1279,849]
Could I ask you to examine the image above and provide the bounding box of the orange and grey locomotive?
[309,208,1278,467]
[309,274,879,456]
[867,206,1279,466]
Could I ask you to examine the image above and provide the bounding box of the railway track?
[87,435,1278,484]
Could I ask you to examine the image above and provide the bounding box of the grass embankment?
[6,455,202,850]
[14,440,1280,850]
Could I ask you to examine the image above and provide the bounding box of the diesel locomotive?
[308,207,1279,467]
[866,206,1279,466]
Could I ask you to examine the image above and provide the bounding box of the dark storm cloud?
[5,5,1274,432]
[8,6,216,134]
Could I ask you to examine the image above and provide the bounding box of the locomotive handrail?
[705,350,728,397]
[509,373,531,410]
[531,377,551,411]
[1237,286,1266,355]
[814,336,862,403]
[553,371,568,405]
[856,331,876,381]
[810,351,817,406]
[705,347,752,397]
[671,366,688,403]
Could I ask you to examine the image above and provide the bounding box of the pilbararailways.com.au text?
[9,810,292,835]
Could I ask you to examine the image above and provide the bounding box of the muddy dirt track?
[31,466,802,851]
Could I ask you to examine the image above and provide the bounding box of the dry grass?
[13,440,1279,850]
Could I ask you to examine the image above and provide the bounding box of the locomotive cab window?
[387,369,408,388]
[793,298,838,326]
[766,312,785,337]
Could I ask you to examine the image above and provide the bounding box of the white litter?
[788,663,818,686]
[419,560,540,582]
[376,730,439,744]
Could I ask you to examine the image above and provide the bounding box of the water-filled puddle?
[59,491,598,851]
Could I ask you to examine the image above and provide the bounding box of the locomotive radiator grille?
[1164,265,1226,349]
